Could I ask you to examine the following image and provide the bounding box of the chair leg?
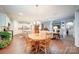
[45,48,47,54]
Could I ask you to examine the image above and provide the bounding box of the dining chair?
[39,39,50,54]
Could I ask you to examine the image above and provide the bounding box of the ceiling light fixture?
[36,5,39,7]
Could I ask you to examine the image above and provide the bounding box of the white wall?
[75,10,79,47]
[13,20,20,35]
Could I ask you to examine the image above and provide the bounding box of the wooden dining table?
[28,33,50,53]
[28,33,47,41]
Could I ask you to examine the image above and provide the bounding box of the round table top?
[28,33,47,41]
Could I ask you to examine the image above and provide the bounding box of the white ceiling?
[0,5,79,23]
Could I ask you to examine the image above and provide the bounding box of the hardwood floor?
[0,34,79,54]
[0,34,26,54]
[49,36,79,54]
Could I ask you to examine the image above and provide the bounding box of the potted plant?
[0,31,11,48]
